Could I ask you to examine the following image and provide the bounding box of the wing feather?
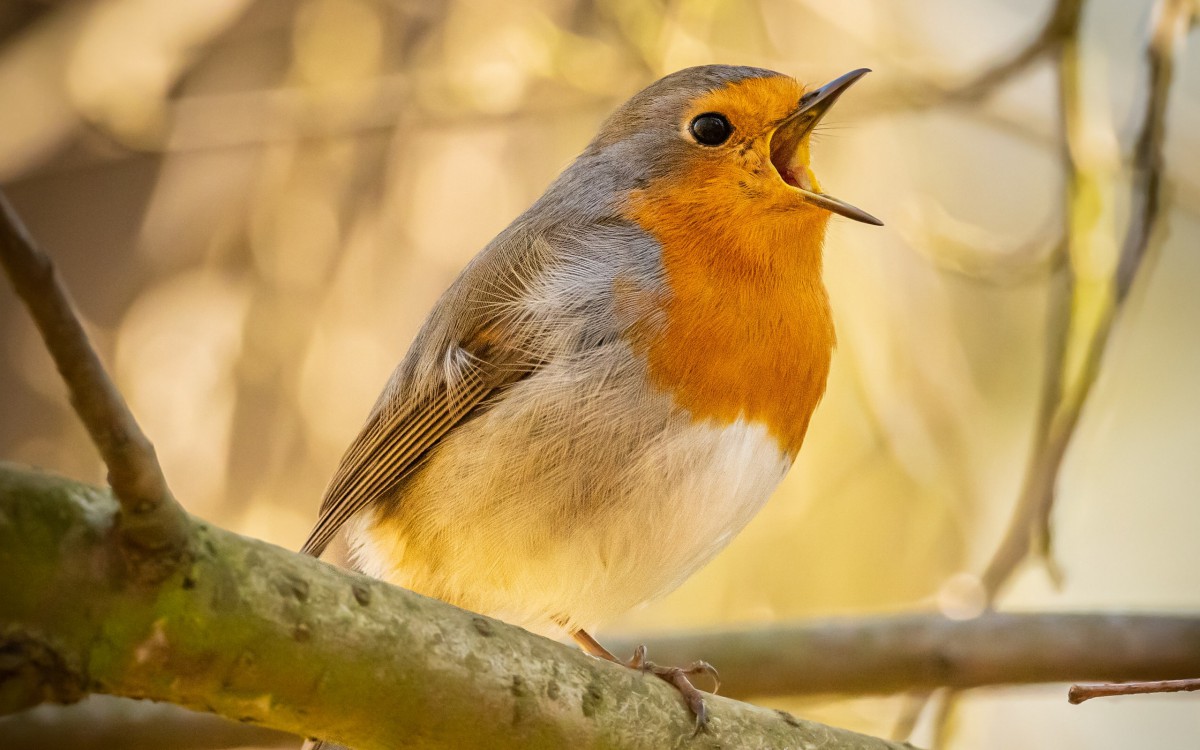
[300,352,503,557]
[299,219,650,559]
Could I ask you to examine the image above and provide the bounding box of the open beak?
[770,68,882,226]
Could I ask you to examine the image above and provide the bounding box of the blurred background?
[0,0,1197,747]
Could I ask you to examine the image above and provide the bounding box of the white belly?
[347,351,792,637]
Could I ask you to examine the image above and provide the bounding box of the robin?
[301,64,881,736]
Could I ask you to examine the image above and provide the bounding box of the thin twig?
[929,688,960,750]
[900,200,1066,287]
[944,0,1083,104]
[980,0,1193,603]
[869,1,1094,629]
[955,3,1079,611]
[1069,678,1200,704]
[862,0,1083,114]
[0,191,189,570]
[1117,0,1194,298]
[890,689,936,741]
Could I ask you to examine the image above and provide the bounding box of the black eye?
[689,113,732,146]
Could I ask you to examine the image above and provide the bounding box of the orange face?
[679,75,824,211]
[647,69,878,228]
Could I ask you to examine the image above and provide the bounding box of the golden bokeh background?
[1,0,1198,747]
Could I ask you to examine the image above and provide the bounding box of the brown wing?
[299,220,617,558]
[300,346,523,558]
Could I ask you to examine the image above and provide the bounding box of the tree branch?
[6,464,1200,747]
[0,695,296,750]
[977,0,1087,603]
[980,0,1196,604]
[0,463,914,750]
[605,612,1200,700]
[0,191,189,576]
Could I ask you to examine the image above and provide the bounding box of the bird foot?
[572,630,720,732]
[627,644,721,733]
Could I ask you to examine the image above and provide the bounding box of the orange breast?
[622,160,835,458]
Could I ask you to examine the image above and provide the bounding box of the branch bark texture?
[0,464,912,750]
[0,191,189,573]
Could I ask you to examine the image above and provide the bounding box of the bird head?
[581,65,881,230]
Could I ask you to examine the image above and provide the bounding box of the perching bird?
[300,63,880,738]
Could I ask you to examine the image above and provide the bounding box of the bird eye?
[689,113,732,146]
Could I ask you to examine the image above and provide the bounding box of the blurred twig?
[865,0,1083,112]
[890,688,936,741]
[889,687,961,749]
[980,0,1195,602]
[0,191,190,575]
[1069,678,1200,704]
[0,696,297,750]
[1118,0,1195,297]
[606,612,1200,700]
[879,0,1083,340]
[929,688,961,750]
[161,81,613,153]
[938,0,1082,105]
[900,198,1066,286]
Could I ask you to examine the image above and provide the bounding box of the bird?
[300,63,881,741]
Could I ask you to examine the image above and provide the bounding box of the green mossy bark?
[0,464,915,750]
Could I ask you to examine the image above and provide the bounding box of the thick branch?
[607,613,1200,700]
[0,192,189,571]
[0,463,911,750]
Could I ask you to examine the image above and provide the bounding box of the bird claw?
[571,631,719,733]
[629,644,649,670]
[626,646,720,733]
